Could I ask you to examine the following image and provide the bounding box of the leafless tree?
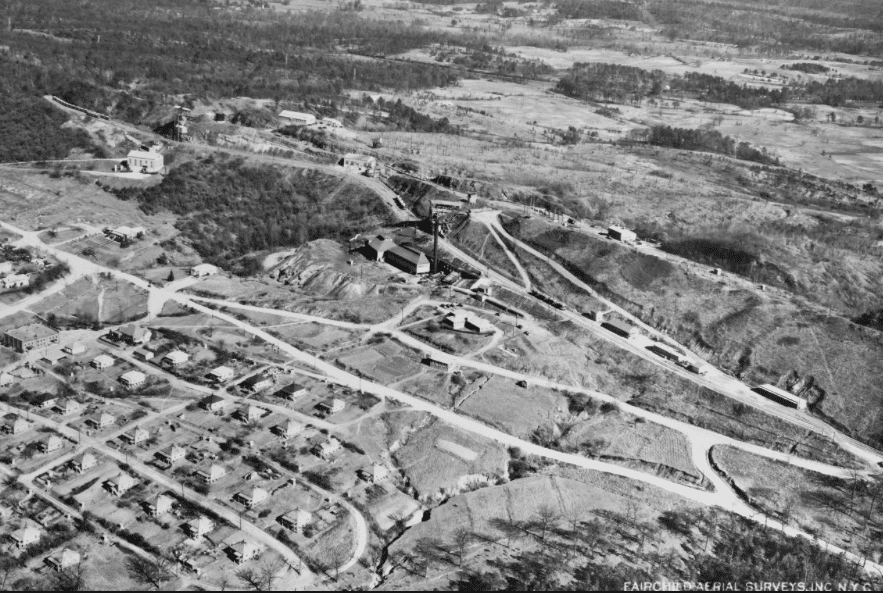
[451,527,473,566]
[125,554,173,590]
[531,504,560,543]
[237,556,288,591]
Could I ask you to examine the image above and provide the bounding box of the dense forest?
[111,156,393,275]
[0,96,104,163]
[646,0,883,54]
[647,126,779,165]
[556,0,644,21]
[0,0,461,129]
[434,46,556,80]
[555,62,883,109]
[554,63,787,109]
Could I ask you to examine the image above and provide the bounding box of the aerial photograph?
[1,0,883,590]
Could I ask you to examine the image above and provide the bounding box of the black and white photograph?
[0,0,882,590]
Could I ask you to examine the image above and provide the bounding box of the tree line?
[647,125,780,165]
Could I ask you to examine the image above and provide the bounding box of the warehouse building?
[385,245,430,275]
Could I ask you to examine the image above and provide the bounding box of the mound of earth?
[268,239,384,300]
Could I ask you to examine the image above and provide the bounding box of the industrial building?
[608,225,637,243]
[365,235,397,261]
[385,245,430,275]
[753,384,808,410]
[3,323,59,353]
[278,111,316,126]
[125,150,164,174]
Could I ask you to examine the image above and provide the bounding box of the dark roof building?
[385,245,430,275]
[601,319,637,339]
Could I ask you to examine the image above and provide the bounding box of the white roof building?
[279,111,316,125]
[163,350,189,366]
[190,263,219,277]
[120,370,146,388]
[91,354,114,369]
[126,150,164,173]
[209,366,235,382]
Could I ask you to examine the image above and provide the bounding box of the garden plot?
[30,276,149,326]
[457,375,571,437]
[336,339,424,384]
[393,418,508,500]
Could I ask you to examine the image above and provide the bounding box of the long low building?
[753,383,808,410]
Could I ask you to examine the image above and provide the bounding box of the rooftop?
[5,323,58,342]
[386,245,429,266]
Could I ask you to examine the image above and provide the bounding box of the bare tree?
[125,555,173,590]
[531,504,560,543]
[325,545,349,582]
[0,555,19,591]
[451,528,473,567]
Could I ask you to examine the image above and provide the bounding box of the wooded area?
[111,156,393,275]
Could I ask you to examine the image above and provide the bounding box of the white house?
[0,274,29,289]
[155,444,186,465]
[71,452,97,473]
[10,526,40,549]
[185,516,215,539]
[120,370,146,389]
[163,350,189,367]
[208,366,234,383]
[194,464,226,484]
[234,487,268,509]
[279,509,311,533]
[145,494,174,517]
[190,263,218,277]
[91,354,114,370]
[126,150,164,174]
[45,548,81,572]
[63,342,86,355]
[86,413,116,429]
[41,435,64,454]
[106,473,136,496]
[121,427,149,445]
